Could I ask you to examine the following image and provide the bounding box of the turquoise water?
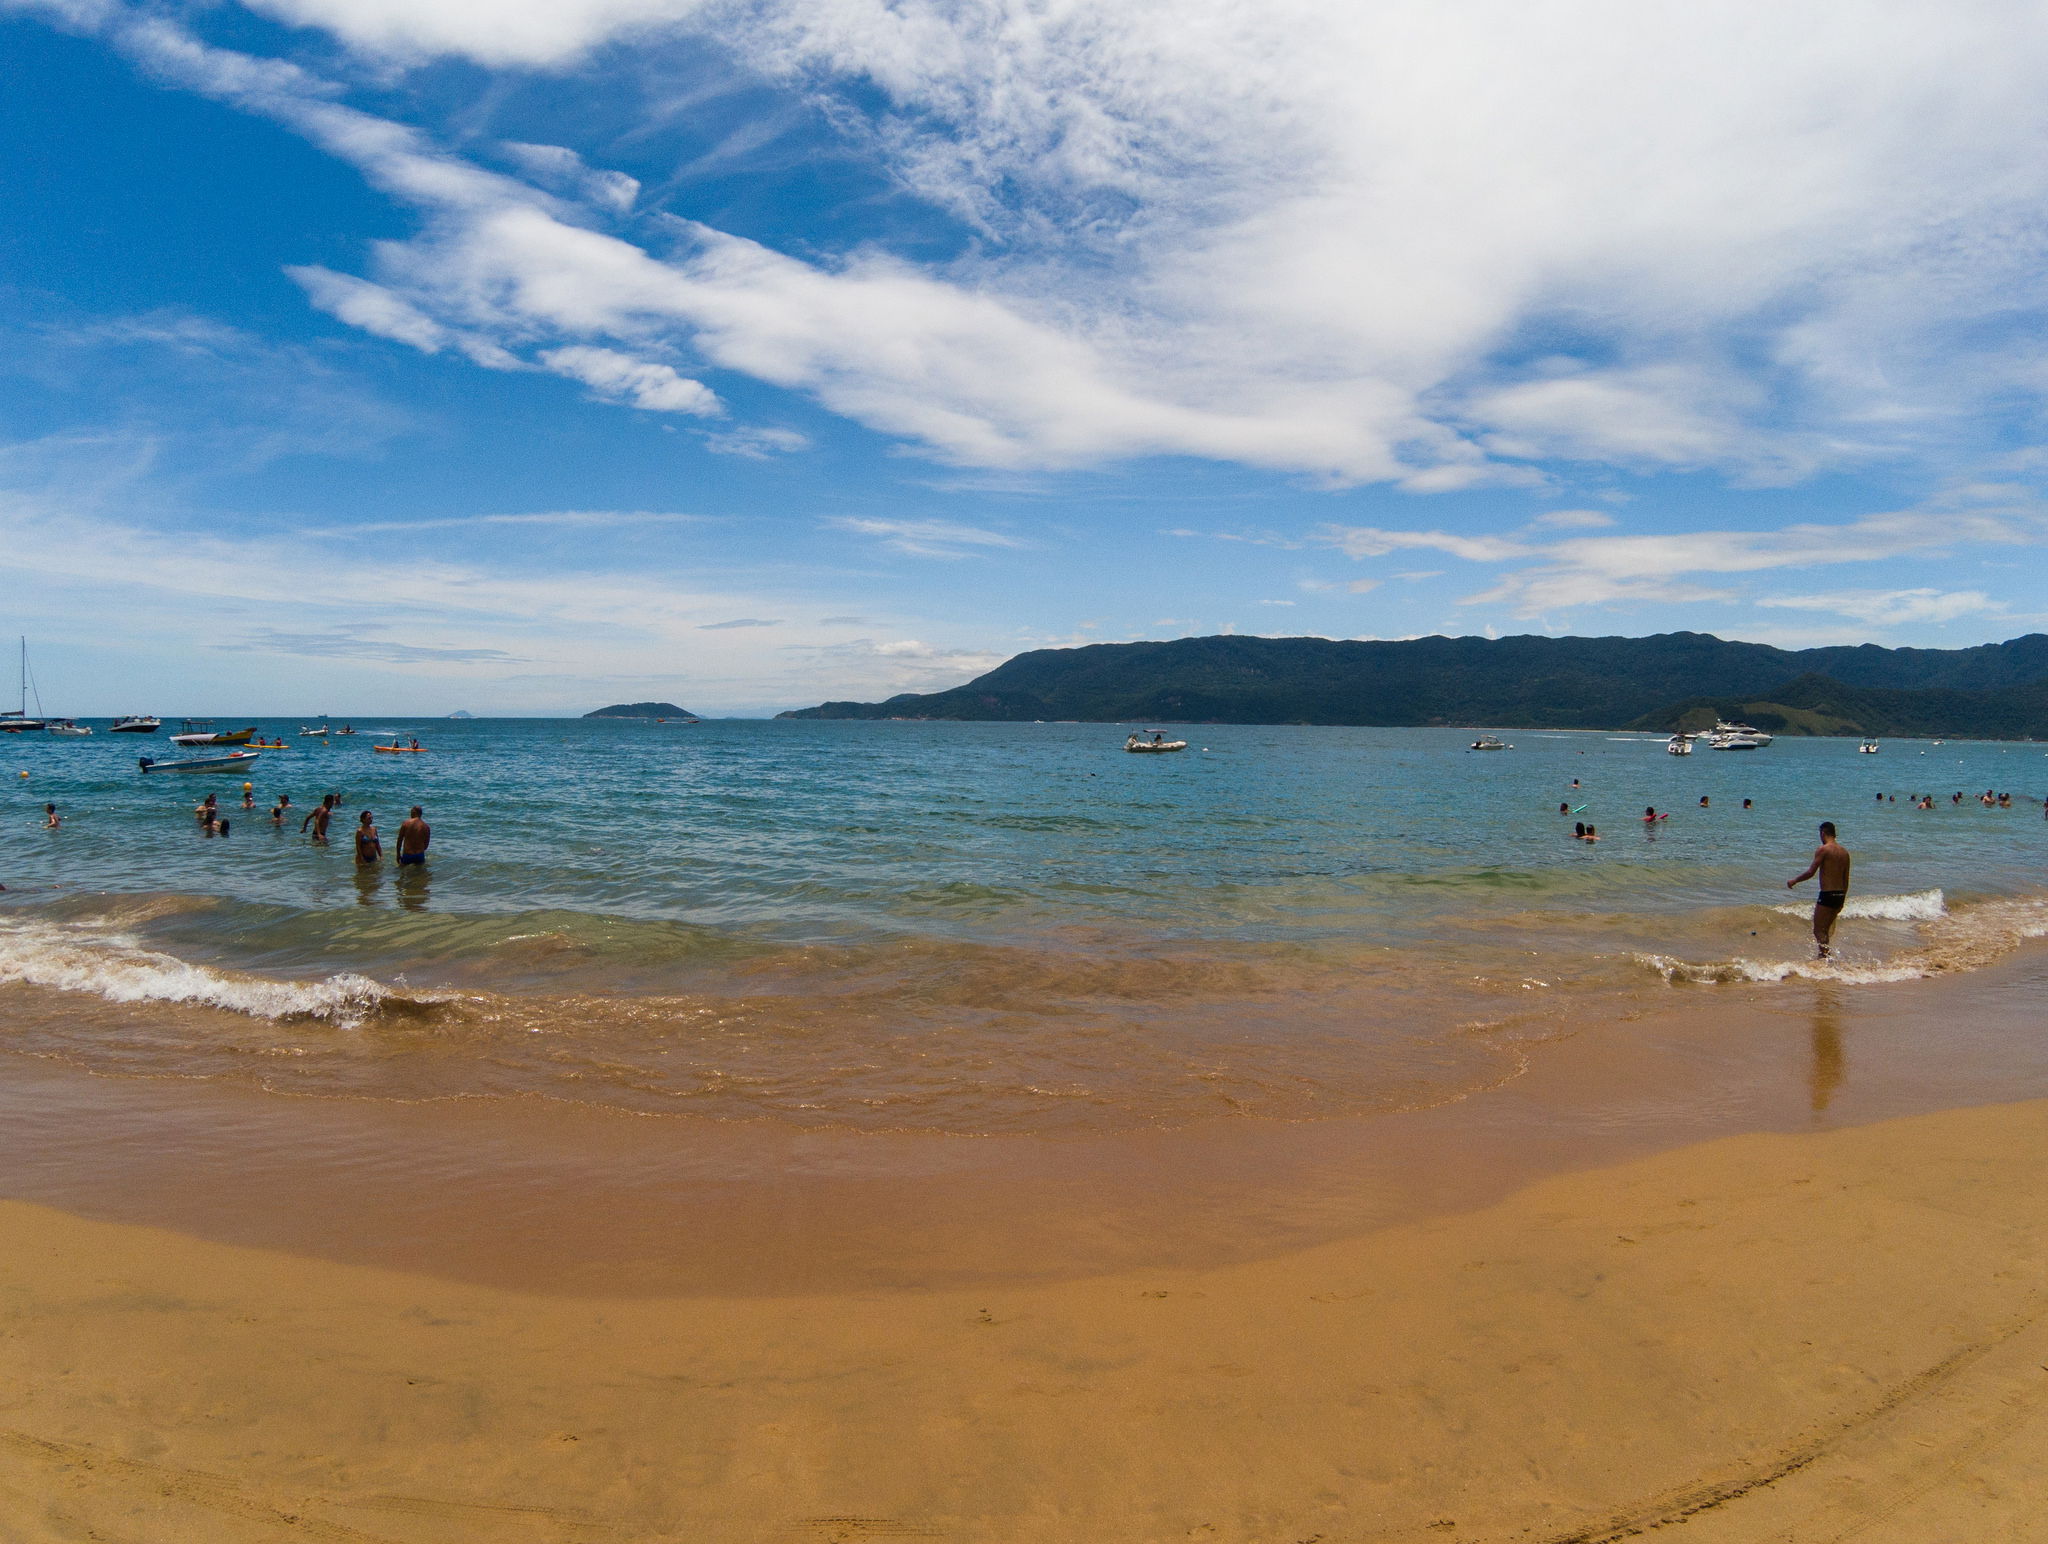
[1,719,2044,1131]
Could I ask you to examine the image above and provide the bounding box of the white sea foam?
[0,921,398,1027]
[1638,952,1930,986]
[1770,888,1947,922]
[1643,892,2048,988]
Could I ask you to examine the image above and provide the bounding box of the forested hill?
[778,632,2048,737]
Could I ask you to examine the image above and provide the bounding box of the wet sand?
[6,1095,2048,1541]
[5,949,2048,1538]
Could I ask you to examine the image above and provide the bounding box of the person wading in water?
[1787,821,1852,959]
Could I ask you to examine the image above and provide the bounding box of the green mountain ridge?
[779,632,2048,737]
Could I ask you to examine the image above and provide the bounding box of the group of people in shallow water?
[1560,794,1756,841]
[1877,788,2026,810]
[184,788,431,866]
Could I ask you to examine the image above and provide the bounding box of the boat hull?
[138,751,262,774]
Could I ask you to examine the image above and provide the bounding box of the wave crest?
[1770,888,1947,922]
[0,921,430,1028]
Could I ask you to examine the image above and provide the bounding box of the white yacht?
[1665,733,1694,756]
[1469,734,1510,750]
[1706,718,1771,750]
[110,714,161,734]
[1858,739,1880,754]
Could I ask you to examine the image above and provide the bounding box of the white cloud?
[539,345,722,415]
[1464,488,2048,614]
[308,509,705,535]
[701,425,810,458]
[1527,509,1617,530]
[823,516,1029,558]
[1317,525,1531,562]
[44,0,2048,483]
[697,616,781,629]
[498,141,639,211]
[1756,588,2007,627]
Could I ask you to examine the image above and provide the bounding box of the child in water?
[43,803,59,829]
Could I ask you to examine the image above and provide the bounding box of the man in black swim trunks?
[395,805,430,867]
[1787,821,1852,959]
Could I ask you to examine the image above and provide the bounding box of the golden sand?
[5,1098,2048,1542]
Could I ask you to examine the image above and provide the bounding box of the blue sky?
[6,0,2048,715]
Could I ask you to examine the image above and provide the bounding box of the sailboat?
[0,638,46,733]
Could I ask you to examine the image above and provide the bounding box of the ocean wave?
[1770,888,1948,922]
[1642,892,2048,988]
[0,921,431,1028]
[1638,953,1930,986]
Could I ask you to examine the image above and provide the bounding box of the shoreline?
[0,940,2043,1297]
[7,1095,2048,1539]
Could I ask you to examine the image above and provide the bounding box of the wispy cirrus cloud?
[824,516,1030,558]
[234,627,529,664]
[1315,525,1532,563]
[1755,588,2008,627]
[306,510,706,536]
[697,617,781,630]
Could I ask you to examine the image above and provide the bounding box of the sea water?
[1,719,2044,1135]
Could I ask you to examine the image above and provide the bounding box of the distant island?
[585,701,698,719]
[779,631,2048,738]
[446,710,475,719]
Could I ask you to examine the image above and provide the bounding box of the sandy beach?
[4,1086,2048,1542]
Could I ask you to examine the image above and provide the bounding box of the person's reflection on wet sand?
[353,863,384,908]
[1809,988,1846,1114]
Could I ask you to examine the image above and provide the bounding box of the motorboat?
[1665,733,1693,756]
[1706,718,1772,748]
[170,720,257,746]
[1469,734,1510,750]
[333,725,357,736]
[138,750,262,774]
[373,733,428,754]
[300,724,331,737]
[1,637,45,732]
[1858,739,1880,754]
[110,714,161,734]
[45,718,91,737]
[1124,732,1187,753]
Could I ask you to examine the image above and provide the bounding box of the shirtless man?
[1787,821,1852,959]
[395,806,431,868]
[301,793,336,845]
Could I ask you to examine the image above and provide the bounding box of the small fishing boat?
[299,724,331,737]
[110,714,161,734]
[1124,731,1187,753]
[45,718,91,737]
[138,750,262,774]
[170,720,257,747]
[1858,739,1880,754]
[1469,734,1510,750]
[373,733,427,754]
[1665,733,1693,756]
